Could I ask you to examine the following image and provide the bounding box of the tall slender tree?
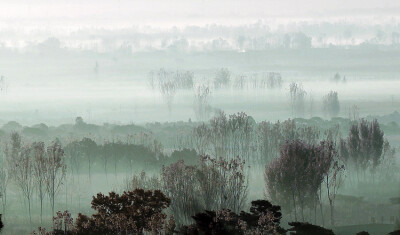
[45,141,66,217]
[32,142,47,223]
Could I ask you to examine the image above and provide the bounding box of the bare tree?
[1,132,22,216]
[214,68,231,89]
[209,112,229,159]
[348,104,359,121]
[226,112,254,161]
[45,141,66,217]
[161,160,202,225]
[267,72,283,89]
[192,123,211,156]
[198,155,248,213]
[160,80,177,113]
[155,69,178,113]
[193,84,211,121]
[80,137,97,181]
[289,82,307,117]
[64,140,82,176]
[32,142,47,223]
[234,75,246,89]
[12,145,35,226]
[322,91,340,118]
[161,155,249,225]
[321,141,345,227]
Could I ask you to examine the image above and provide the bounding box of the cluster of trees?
[233,72,283,90]
[162,156,248,225]
[0,130,196,230]
[124,155,248,225]
[331,73,346,83]
[0,112,397,233]
[148,69,194,112]
[338,119,396,182]
[264,118,396,228]
[323,91,340,118]
[147,68,286,118]
[30,188,309,235]
[214,68,231,89]
[64,137,164,179]
[191,112,396,174]
[191,112,255,161]
[266,72,283,89]
[214,69,285,90]
[1,133,66,224]
[121,116,395,230]
[192,112,321,164]
[265,140,344,226]
[289,83,341,118]
[146,68,344,120]
[31,189,175,235]
[148,69,194,91]
[289,83,307,117]
[193,85,212,121]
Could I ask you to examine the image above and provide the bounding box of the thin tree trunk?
[65,177,68,209]
[40,190,43,224]
[319,188,325,226]
[292,193,297,221]
[28,195,32,228]
[330,200,334,227]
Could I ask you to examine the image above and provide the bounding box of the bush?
[75,189,172,234]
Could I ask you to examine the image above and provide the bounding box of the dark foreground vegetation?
[29,188,399,235]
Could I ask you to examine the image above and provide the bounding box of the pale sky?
[0,0,399,27]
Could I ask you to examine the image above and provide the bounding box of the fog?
[0,1,399,235]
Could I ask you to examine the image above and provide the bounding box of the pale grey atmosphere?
[0,1,399,234]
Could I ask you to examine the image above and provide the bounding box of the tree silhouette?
[265,140,338,222]
[79,137,97,181]
[32,142,47,223]
[75,189,172,235]
[289,82,307,117]
[12,144,34,226]
[322,91,340,118]
[45,142,66,217]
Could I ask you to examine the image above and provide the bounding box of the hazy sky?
[1,0,399,27]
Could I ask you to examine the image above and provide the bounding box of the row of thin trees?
[1,133,66,226]
[149,69,343,120]
[191,112,322,164]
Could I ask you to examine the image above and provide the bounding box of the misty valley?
[0,62,398,234]
[0,1,399,234]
